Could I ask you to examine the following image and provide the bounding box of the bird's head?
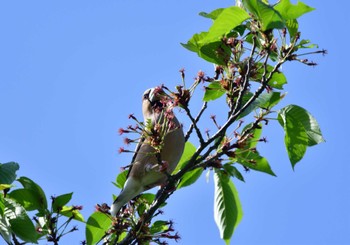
[142,87,169,120]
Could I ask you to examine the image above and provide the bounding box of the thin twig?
[184,102,207,142]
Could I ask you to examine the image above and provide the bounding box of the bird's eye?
[143,93,149,100]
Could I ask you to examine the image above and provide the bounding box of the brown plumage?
[111,87,185,216]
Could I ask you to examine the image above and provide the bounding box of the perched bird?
[111,87,185,216]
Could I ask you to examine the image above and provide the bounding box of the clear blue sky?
[0,1,348,244]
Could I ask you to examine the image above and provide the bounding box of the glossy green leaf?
[174,142,196,173]
[0,162,19,185]
[86,211,110,245]
[61,206,84,222]
[214,170,243,245]
[52,192,73,212]
[242,0,284,31]
[203,81,226,102]
[202,6,250,42]
[274,0,315,20]
[4,198,39,243]
[177,168,203,189]
[17,176,48,211]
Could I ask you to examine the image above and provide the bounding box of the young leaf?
[203,81,226,102]
[86,212,110,245]
[52,192,73,212]
[274,0,315,20]
[60,206,84,222]
[214,170,243,245]
[0,162,19,185]
[150,220,170,234]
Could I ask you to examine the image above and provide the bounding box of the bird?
[110,87,185,216]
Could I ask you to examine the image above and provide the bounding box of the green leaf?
[177,168,203,189]
[0,184,11,191]
[279,105,324,146]
[236,150,276,176]
[223,164,245,182]
[274,0,315,20]
[295,39,319,50]
[0,195,4,216]
[286,19,299,39]
[278,112,307,167]
[52,192,73,212]
[203,81,226,102]
[8,189,43,211]
[150,220,170,234]
[242,0,285,31]
[4,198,39,243]
[0,162,19,185]
[114,170,128,189]
[214,170,243,245]
[181,32,220,64]
[199,8,225,20]
[278,105,324,167]
[259,92,284,109]
[200,41,232,65]
[237,91,282,119]
[269,71,287,89]
[174,142,196,173]
[241,123,262,149]
[252,63,287,89]
[17,176,48,211]
[60,206,84,222]
[202,7,250,42]
[86,212,110,245]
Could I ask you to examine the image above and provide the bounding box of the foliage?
[0,162,84,244]
[1,0,325,244]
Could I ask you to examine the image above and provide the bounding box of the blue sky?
[0,1,349,244]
